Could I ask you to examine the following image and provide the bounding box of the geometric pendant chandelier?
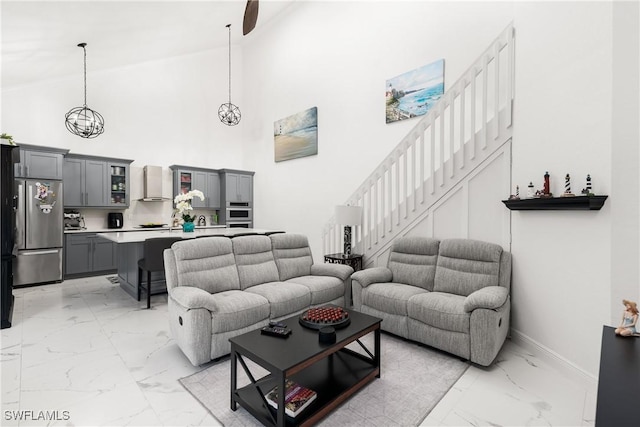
[65,43,105,138]
[218,24,241,126]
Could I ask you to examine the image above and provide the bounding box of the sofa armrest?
[170,287,219,313]
[351,267,393,288]
[311,263,354,281]
[464,286,509,312]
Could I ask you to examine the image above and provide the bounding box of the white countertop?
[97,228,282,244]
[64,225,226,234]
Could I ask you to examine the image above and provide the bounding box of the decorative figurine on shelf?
[561,173,575,197]
[581,174,593,196]
[508,185,520,200]
[541,171,552,197]
[527,182,535,198]
[614,299,639,337]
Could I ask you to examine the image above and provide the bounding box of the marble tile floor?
[1,275,597,426]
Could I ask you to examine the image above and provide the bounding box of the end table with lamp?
[327,205,363,305]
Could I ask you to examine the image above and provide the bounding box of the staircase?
[322,24,515,267]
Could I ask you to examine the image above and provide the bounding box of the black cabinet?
[64,233,116,277]
[1,143,19,329]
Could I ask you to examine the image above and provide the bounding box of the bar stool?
[138,237,182,309]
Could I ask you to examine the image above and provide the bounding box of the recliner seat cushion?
[172,238,240,293]
[270,234,313,281]
[362,282,428,316]
[209,290,270,333]
[408,292,469,333]
[434,239,503,297]
[286,276,344,305]
[388,237,439,291]
[245,282,311,318]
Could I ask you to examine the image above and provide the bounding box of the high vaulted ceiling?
[1,0,295,88]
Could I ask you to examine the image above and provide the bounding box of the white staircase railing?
[323,24,515,258]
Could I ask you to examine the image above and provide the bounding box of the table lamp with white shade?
[335,205,362,257]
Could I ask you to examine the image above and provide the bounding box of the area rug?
[179,333,469,426]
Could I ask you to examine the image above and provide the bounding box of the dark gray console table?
[595,325,640,426]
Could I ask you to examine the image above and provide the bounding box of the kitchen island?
[97,228,283,300]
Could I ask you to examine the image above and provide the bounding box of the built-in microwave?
[227,221,251,228]
[227,208,252,220]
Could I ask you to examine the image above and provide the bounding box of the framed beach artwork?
[274,106,318,162]
[385,59,445,124]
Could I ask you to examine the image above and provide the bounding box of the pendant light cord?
[227,24,232,104]
[83,45,87,107]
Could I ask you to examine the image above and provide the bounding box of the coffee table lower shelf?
[233,349,379,427]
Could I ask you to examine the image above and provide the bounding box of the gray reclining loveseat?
[351,237,511,366]
[163,233,353,366]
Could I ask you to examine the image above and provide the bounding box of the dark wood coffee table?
[229,308,382,427]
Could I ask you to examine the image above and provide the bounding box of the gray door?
[25,179,63,249]
[63,158,85,206]
[85,160,107,206]
[192,172,207,208]
[238,175,252,202]
[24,151,63,179]
[207,173,220,208]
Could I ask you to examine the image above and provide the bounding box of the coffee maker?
[64,210,85,230]
[108,212,123,229]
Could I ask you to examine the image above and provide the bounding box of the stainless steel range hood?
[139,165,170,202]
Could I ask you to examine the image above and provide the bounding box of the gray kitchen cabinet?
[14,144,68,179]
[64,234,116,277]
[63,154,132,208]
[169,165,220,209]
[207,172,220,208]
[223,170,253,203]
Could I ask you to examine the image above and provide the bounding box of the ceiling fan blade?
[243,0,259,35]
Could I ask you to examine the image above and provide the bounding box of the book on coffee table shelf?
[265,379,317,418]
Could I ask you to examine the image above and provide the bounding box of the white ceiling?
[1,0,295,88]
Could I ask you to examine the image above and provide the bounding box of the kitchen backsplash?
[78,206,219,229]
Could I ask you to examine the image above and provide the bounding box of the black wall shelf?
[502,195,608,211]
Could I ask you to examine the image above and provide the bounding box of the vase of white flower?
[174,190,205,232]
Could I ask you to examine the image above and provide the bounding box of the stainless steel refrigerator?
[14,179,63,286]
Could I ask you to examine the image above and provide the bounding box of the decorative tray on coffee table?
[299,305,351,330]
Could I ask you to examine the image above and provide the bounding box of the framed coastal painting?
[274,106,318,162]
[385,59,445,124]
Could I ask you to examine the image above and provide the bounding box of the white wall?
[242,0,515,256]
[242,1,637,378]
[2,46,246,225]
[509,2,614,378]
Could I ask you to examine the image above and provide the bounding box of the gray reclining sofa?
[163,233,353,366]
[351,237,511,366]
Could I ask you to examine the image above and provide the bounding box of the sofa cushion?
[388,237,439,291]
[232,236,280,290]
[245,282,311,318]
[209,290,270,333]
[171,238,240,294]
[362,282,428,316]
[434,239,503,297]
[286,275,344,305]
[270,234,313,281]
[408,292,470,334]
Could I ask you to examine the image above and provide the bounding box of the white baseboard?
[509,328,598,392]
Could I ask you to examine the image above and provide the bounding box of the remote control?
[269,321,286,328]
[261,325,291,338]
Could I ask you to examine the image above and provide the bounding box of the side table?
[324,253,363,272]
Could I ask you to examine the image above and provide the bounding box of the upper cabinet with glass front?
[169,165,220,209]
[63,154,133,208]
